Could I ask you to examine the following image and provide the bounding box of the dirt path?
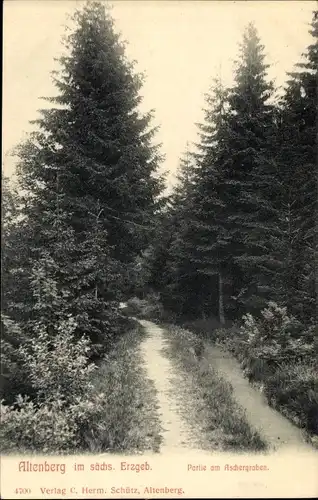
[204,343,313,452]
[138,319,205,454]
[138,318,315,455]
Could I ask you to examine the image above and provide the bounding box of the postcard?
[2,1,318,498]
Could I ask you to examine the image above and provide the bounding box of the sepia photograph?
[1,0,318,497]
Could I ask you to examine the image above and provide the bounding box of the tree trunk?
[219,270,225,325]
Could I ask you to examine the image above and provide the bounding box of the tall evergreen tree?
[1,178,32,323]
[2,178,18,315]
[156,148,205,318]
[188,79,232,323]
[13,1,164,347]
[2,179,36,400]
[163,80,232,321]
[16,0,163,263]
[219,23,276,315]
[146,16,316,327]
[167,24,277,321]
[159,24,278,321]
[275,10,317,321]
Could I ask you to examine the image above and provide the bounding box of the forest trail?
[139,319,314,454]
[204,343,313,452]
[138,319,206,454]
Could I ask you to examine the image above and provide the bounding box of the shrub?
[0,315,34,403]
[238,302,314,382]
[213,301,318,439]
[264,363,318,434]
[126,293,165,322]
[1,396,77,453]
[19,317,96,402]
[0,316,162,454]
[0,315,106,453]
[214,325,242,353]
[0,392,107,454]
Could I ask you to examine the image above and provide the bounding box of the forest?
[1,1,317,454]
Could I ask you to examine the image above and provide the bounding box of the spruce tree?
[165,24,277,321]
[220,23,276,315]
[2,178,18,315]
[188,79,232,323]
[16,0,163,267]
[14,1,163,348]
[275,10,317,321]
[168,20,277,321]
[157,148,203,318]
[1,181,30,400]
[162,80,232,321]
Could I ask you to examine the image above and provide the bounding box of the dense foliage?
[1,1,163,411]
[146,14,317,327]
[214,303,318,438]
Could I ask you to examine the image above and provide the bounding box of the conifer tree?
[156,148,203,318]
[162,80,232,321]
[2,178,18,315]
[220,23,276,315]
[16,0,163,265]
[160,25,277,321]
[188,79,232,323]
[275,10,317,321]
[14,1,164,347]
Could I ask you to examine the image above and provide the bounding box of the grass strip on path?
[162,324,267,453]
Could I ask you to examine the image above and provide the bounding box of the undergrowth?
[213,303,318,447]
[1,320,162,455]
[83,321,162,454]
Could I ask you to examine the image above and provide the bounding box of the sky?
[3,0,316,191]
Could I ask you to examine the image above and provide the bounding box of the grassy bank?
[84,321,162,454]
[162,324,267,453]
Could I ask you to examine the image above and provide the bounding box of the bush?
[214,324,244,352]
[0,316,35,403]
[239,302,315,382]
[1,396,77,453]
[0,315,105,454]
[126,293,165,322]
[1,316,162,455]
[213,301,318,439]
[19,317,96,401]
[264,363,318,435]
